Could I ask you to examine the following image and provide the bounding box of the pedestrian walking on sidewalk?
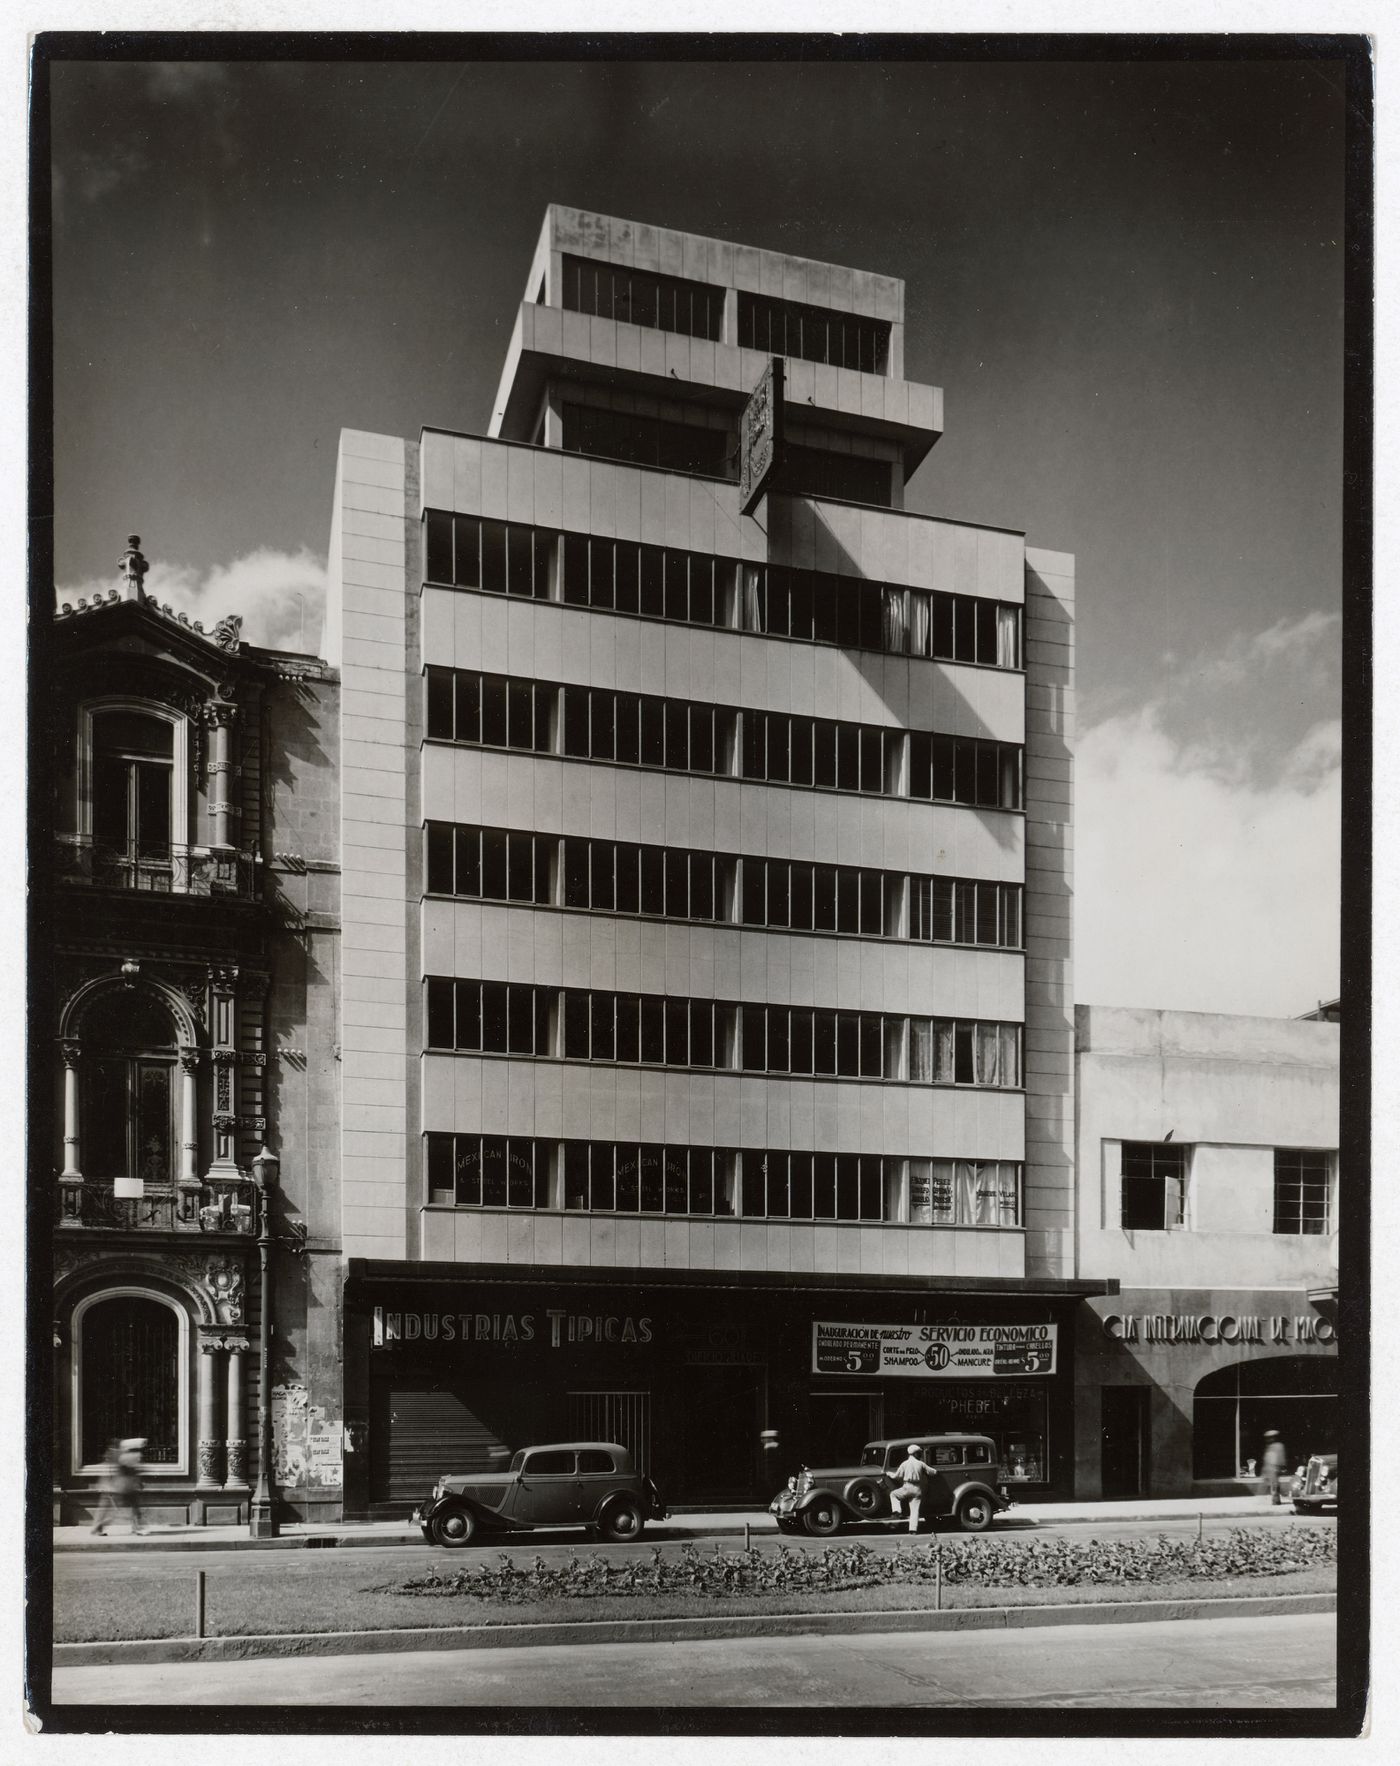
[1260,1430,1289,1505]
[92,1438,148,1535]
[88,1439,122,1536]
[888,1443,931,1533]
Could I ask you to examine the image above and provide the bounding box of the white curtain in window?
[908,591,931,658]
[909,1016,933,1082]
[954,1160,980,1223]
[975,1022,1001,1086]
[742,566,765,634]
[882,586,908,654]
[932,1019,955,1084]
[1000,1024,1021,1088]
[996,606,1020,668]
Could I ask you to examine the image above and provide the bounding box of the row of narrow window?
[424,668,1024,812]
[426,977,1023,1087]
[424,514,1019,669]
[427,1132,1021,1226]
[560,254,727,342]
[558,254,892,378]
[425,822,1023,949]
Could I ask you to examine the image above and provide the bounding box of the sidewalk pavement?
[53,1493,1310,1554]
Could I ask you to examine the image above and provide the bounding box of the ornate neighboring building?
[47,537,343,1527]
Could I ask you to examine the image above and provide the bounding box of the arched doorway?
[1192,1355,1337,1480]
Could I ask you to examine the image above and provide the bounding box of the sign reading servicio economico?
[813,1320,1057,1379]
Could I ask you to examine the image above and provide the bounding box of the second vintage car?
[1291,1452,1338,1515]
[415,1440,667,1547]
[769,1433,1013,1536]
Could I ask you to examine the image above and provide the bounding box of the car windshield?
[860,1444,886,1467]
[509,1450,526,1472]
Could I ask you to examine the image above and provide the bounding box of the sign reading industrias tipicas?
[739,356,784,514]
[813,1321,1057,1380]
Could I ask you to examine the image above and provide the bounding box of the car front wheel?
[803,1499,844,1538]
[431,1505,477,1548]
[598,1498,645,1542]
[845,1478,884,1516]
[956,1493,994,1533]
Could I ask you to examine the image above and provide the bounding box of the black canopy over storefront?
[342,1261,1114,1517]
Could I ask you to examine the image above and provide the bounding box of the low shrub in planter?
[393,1528,1336,1606]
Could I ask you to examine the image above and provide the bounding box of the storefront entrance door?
[676,1365,761,1503]
[1101,1385,1150,1497]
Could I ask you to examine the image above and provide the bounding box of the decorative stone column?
[224,1339,250,1489]
[205,701,239,852]
[196,1339,224,1490]
[174,1044,202,1223]
[208,968,241,1176]
[58,1038,83,1223]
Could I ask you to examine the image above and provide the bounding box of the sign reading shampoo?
[813,1320,1057,1380]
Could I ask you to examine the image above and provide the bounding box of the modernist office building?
[325,206,1108,1512]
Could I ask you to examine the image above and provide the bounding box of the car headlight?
[786,1476,797,1492]
[797,1470,812,1495]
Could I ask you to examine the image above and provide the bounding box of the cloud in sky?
[1075,687,1340,1018]
[56,548,326,654]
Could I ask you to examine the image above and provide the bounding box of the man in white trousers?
[888,1442,930,1533]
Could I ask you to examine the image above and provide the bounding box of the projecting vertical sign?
[739,356,784,514]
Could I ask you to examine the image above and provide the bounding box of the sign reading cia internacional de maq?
[813,1320,1058,1380]
[739,356,784,514]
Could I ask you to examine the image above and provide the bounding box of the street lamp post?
[248,1145,280,1538]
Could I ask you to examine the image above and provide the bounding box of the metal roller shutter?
[369,1373,511,1506]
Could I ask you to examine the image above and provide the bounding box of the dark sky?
[46,51,1348,1011]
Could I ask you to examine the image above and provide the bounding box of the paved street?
[51,1611,1336,1708]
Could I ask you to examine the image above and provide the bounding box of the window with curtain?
[78,991,178,1185]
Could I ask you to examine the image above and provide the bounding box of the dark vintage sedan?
[1291,1452,1338,1515]
[415,1441,667,1547]
[769,1433,1013,1537]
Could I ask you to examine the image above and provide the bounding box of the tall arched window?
[73,1288,187,1471]
[80,991,178,1186]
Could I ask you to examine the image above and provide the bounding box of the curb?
[53,1507,1318,1553]
[55,1591,1335,1666]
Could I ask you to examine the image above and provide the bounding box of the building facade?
[47,542,344,1527]
[1072,1004,1339,1497]
[325,205,1103,1513]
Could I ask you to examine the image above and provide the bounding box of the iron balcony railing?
[60,1175,258,1235]
[54,839,260,900]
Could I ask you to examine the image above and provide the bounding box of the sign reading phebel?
[813,1320,1058,1380]
[739,356,784,514]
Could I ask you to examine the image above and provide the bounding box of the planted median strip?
[57,1529,1337,1644]
[393,1527,1339,1605]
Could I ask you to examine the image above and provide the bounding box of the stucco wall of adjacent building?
[1075,1005,1339,1291]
